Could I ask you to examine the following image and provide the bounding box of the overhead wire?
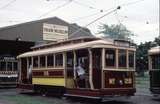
[0,0,16,9]
[120,0,145,7]
[72,0,99,10]
[114,0,122,24]
[69,6,121,38]
[38,0,73,19]
[0,0,146,37]
[69,0,146,37]
[71,11,103,22]
[71,0,145,23]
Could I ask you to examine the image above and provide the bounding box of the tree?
[154,36,160,45]
[98,23,134,40]
[136,36,159,74]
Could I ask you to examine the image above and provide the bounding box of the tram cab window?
[7,62,12,71]
[47,54,54,67]
[129,51,134,68]
[118,49,127,68]
[67,52,73,68]
[152,55,160,69]
[40,56,46,67]
[13,62,18,71]
[0,62,6,71]
[33,56,38,68]
[55,53,63,67]
[105,49,115,67]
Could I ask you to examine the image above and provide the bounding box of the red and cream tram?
[17,37,136,100]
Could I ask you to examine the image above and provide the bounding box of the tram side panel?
[149,53,160,94]
[18,54,66,95]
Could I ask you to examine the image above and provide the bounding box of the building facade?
[0,17,94,56]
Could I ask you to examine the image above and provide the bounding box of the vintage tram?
[148,46,160,96]
[17,37,136,100]
[0,55,18,87]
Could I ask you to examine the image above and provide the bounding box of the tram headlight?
[119,80,123,85]
[8,75,11,78]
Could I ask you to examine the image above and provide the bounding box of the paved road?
[0,89,160,104]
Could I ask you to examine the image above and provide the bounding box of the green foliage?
[98,23,134,40]
[136,36,160,72]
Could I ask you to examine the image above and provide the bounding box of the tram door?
[92,49,101,89]
[21,58,27,83]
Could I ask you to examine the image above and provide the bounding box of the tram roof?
[17,39,136,58]
[148,46,160,55]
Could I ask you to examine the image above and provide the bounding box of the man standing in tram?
[74,63,86,88]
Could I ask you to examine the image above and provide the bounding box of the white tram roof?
[17,39,135,58]
[148,46,160,55]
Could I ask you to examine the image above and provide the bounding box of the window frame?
[33,56,39,68]
[0,61,6,71]
[47,54,54,68]
[118,49,127,69]
[128,51,135,68]
[151,54,160,70]
[105,48,116,68]
[55,53,63,68]
[39,55,46,68]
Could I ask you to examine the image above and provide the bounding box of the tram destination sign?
[114,40,130,47]
[43,23,68,41]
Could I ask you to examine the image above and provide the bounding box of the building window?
[152,54,160,69]
[129,51,134,68]
[40,56,46,68]
[55,53,63,67]
[47,54,54,67]
[0,62,6,71]
[33,56,38,68]
[118,50,127,68]
[105,49,115,67]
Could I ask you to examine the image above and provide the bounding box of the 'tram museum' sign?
[43,23,68,41]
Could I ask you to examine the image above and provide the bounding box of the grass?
[1,94,51,104]
[135,73,151,94]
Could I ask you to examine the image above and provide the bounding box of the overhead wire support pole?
[69,6,121,38]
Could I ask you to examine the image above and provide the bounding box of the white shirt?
[76,66,85,76]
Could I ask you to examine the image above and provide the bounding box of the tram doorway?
[66,49,102,89]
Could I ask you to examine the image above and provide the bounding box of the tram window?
[7,62,12,71]
[55,53,63,67]
[40,56,46,67]
[118,49,127,68]
[105,49,115,67]
[33,56,38,68]
[152,55,160,69]
[47,54,54,67]
[67,52,73,67]
[0,62,6,71]
[13,62,18,71]
[129,51,134,68]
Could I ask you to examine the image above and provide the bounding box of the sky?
[0,0,159,44]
